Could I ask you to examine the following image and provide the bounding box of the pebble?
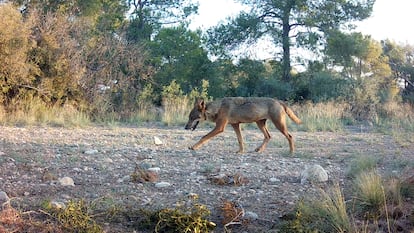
[148,167,161,173]
[155,182,171,188]
[244,211,259,221]
[50,201,66,209]
[59,177,75,186]
[0,191,10,204]
[84,149,99,155]
[269,177,280,183]
[154,136,163,145]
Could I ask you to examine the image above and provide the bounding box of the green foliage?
[294,71,353,102]
[154,196,216,233]
[209,0,375,80]
[346,155,380,178]
[126,0,198,42]
[161,80,190,126]
[45,199,103,233]
[29,11,87,106]
[325,31,370,70]
[189,79,210,101]
[0,3,36,105]
[150,25,213,95]
[84,34,154,119]
[381,40,414,104]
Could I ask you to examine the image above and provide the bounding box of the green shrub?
[346,155,380,178]
[140,195,216,233]
[353,170,385,217]
[44,199,103,233]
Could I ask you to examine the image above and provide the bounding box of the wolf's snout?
[185,120,199,131]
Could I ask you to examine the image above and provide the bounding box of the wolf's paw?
[254,147,265,153]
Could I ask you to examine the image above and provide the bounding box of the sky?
[189,0,414,45]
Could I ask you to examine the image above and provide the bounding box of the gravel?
[0,125,412,232]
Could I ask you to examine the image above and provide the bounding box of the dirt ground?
[0,124,413,232]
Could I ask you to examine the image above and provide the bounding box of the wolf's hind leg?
[270,114,295,153]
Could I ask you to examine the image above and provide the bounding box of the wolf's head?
[185,98,206,131]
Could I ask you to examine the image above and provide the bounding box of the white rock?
[154,136,163,145]
[300,164,329,184]
[103,158,113,163]
[59,177,75,186]
[269,177,280,183]
[50,201,66,209]
[148,167,161,173]
[84,149,98,155]
[244,211,259,221]
[155,182,171,188]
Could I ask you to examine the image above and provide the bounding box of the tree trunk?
[281,5,292,82]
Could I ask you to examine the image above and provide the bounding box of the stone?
[148,167,161,173]
[84,149,98,155]
[50,201,66,209]
[244,211,259,221]
[154,136,163,145]
[59,177,75,186]
[0,191,10,204]
[300,164,329,184]
[269,177,280,183]
[155,182,171,188]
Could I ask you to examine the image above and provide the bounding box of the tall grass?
[375,102,414,147]
[318,184,352,233]
[161,96,191,126]
[294,101,351,132]
[0,97,90,127]
[353,170,385,216]
[281,184,352,233]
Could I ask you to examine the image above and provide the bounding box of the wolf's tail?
[281,102,302,124]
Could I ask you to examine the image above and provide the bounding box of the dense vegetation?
[1,1,413,232]
[0,0,413,126]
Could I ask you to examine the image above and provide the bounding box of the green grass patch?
[346,154,380,178]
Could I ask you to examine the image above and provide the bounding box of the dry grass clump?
[221,199,248,231]
[353,170,385,217]
[0,205,23,232]
[280,168,414,233]
[280,184,351,233]
[130,166,159,183]
[294,101,350,132]
[0,204,62,232]
[209,173,249,186]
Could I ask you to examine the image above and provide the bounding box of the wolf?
[185,97,302,153]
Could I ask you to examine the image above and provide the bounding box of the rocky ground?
[0,124,413,232]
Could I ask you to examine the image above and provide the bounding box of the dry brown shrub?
[0,206,23,232]
[209,173,249,186]
[130,166,159,183]
[221,200,248,227]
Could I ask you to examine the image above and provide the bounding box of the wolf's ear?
[195,98,205,111]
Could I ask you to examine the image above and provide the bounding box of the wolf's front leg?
[189,120,227,150]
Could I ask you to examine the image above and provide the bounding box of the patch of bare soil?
[0,125,413,232]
